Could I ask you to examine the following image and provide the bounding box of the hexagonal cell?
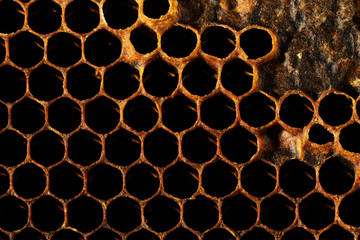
[0,130,27,167]
[221,194,257,230]
[88,229,122,240]
[127,229,159,240]
[103,0,138,30]
[0,166,9,195]
[143,59,178,97]
[242,228,274,240]
[87,164,123,200]
[13,163,46,199]
[85,30,121,66]
[319,225,353,240]
[67,196,103,233]
[182,58,217,96]
[319,157,354,195]
[181,127,217,164]
[240,92,276,127]
[85,96,120,134]
[240,28,273,59]
[165,228,198,240]
[281,227,314,240]
[280,94,314,128]
[221,59,253,96]
[279,159,316,198]
[0,0,24,33]
[31,196,64,232]
[0,66,26,103]
[161,26,197,58]
[200,94,236,129]
[0,196,28,231]
[299,193,335,230]
[143,0,169,19]
[144,196,180,232]
[162,95,197,132]
[29,65,63,101]
[241,160,276,197]
[318,93,353,126]
[105,129,141,166]
[49,98,81,134]
[0,38,5,64]
[28,0,61,34]
[339,123,360,153]
[339,190,360,226]
[68,130,102,166]
[65,0,99,33]
[30,130,65,166]
[123,96,159,131]
[163,162,199,199]
[183,196,218,232]
[67,63,101,100]
[107,197,141,232]
[0,102,7,130]
[131,25,158,54]
[14,228,45,240]
[51,229,84,240]
[308,124,334,144]
[144,128,178,167]
[201,26,236,58]
[47,32,81,67]
[50,162,84,199]
[125,163,160,200]
[203,228,235,240]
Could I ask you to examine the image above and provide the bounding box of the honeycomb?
[0,0,360,239]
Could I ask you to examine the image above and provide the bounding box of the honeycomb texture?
[0,0,360,239]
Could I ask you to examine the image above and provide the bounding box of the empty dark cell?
[68,196,103,233]
[0,196,27,231]
[65,0,99,33]
[47,33,81,67]
[222,194,257,230]
[128,230,159,240]
[28,0,61,34]
[144,129,178,167]
[200,94,236,129]
[31,196,64,232]
[51,229,84,240]
[182,128,216,164]
[89,229,122,240]
[29,65,63,101]
[0,231,8,240]
[126,164,159,200]
[85,96,120,134]
[13,163,46,199]
[242,228,274,240]
[241,160,276,197]
[308,124,333,144]
[183,196,218,232]
[240,28,273,59]
[68,130,102,166]
[163,162,198,199]
[165,228,198,240]
[143,0,169,18]
[203,229,235,240]
[67,64,100,100]
[282,228,315,240]
[49,98,81,134]
[103,0,138,29]
[202,161,237,197]
[105,129,141,166]
[182,59,217,96]
[0,38,5,63]
[85,30,121,66]
[162,95,197,132]
[123,96,159,131]
[201,26,235,58]
[221,59,253,96]
[318,93,352,126]
[280,94,314,128]
[161,26,197,58]
[87,164,123,200]
[319,225,353,240]
[14,228,46,240]
[107,197,141,232]
[279,159,316,198]
[339,190,360,226]
[131,25,158,54]
[0,130,27,166]
[0,66,25,103]
[30,130,65,166]
[143,59,178,97]
[240,92,276,127]
[11,98,45,134]
[144,196,180,232]
[220,126,257,163]
[50,162,84,199]
[0,102,7,130]
[299,193,335,230]
[104,63,139,100]
[0,0,24,33]
[340,123,360,153]
[10,31,44,68]
[0,167,9,195]
[260,194,295,230]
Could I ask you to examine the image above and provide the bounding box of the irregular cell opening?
[143,0,169,19]
[318,93,352,126]
[0,0,24,33]
[67,64,100,100]
[280,94,314,128]
[0,66,26,103]
[103,0,138,30]
[161,26,197,58]
[131,25,158,54]
[0,196,28,231]
[201,26,236,58]
[339,123,360,153]
[107,197,141,232]
[13,163,46,199]
[240,28,273,59]
[308,124,334,144]
[28,0,62,34]
[47,33,81,67]
[165,228,198,240]
[65,0,99,33]
[281,228,315,240]
[49,98,81,134]
[221,59,253,96]
[0,130,27,167]
[31,196,64,232]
